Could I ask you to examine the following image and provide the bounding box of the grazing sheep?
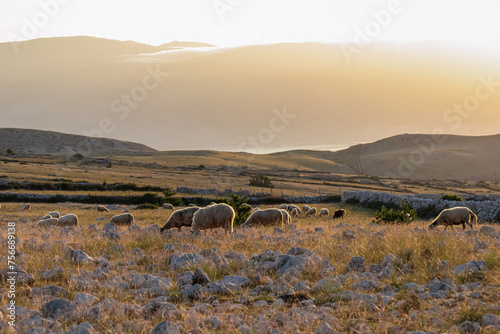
[306,207,317,216]
[319,208,329,217]
[189,203,197,207]
[290,208,299,217]
[57,214,79,227]
[279,204,288,210]
[280,209,291,225]
[23,203,31,211]
[160,207,199,232]
[303,205,311,213]
[191,203,235,236]
[428,207,478,230]
[287,205,301,215]
[110,213,135,226]
[333,209,346,219]
[36,218,59,228]
[46,211,60,219]
[97,205,109,213]
[41,215,53,220]
[243,208,284,228]
[252,207,260,212]
[162,203,174,210]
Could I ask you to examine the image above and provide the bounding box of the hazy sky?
[2,0,500,47]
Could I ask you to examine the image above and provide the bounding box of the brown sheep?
[243,209,284,227]
[23,203,31,211]
[428,207,477,230]
[333,209,346,219]
[97,205,109,213]
[57,214,79,227]
[110,213,135,226]
[191,203,235,237]
[160,207,199,232]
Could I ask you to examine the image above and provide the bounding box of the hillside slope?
[0,128,156,156]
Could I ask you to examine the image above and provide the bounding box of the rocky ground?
[0,204,499,333]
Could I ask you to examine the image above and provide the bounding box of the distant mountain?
[0,128,156,156]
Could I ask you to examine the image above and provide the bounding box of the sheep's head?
[428,221,438,230]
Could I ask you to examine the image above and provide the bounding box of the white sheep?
[46,211,60,218]
[110,213,135,226]
[287,205,301,215]
[97,205,109,213]
[303,205,311,213]
[243,209,284,228]
[279,204,288,210]
[290,208,299,217]
[319,208,329,217]
[306,207,317,216]
[36,218,59,228]
[428,207,477,230]
[280,209,291,225]
[160,207,199,232]
[162,203,174,210]
[57,214,79,227]
[191,203,235,237]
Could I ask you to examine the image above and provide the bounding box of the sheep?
[280,209,291,225]
[333,209,346,219]
[162,203,174,210]
[243,208,284,228]
[23,203,31,211]
[46,211,60,219]
[287,205,301,215]
[97,205,109,213]
[110,213,135,226]
[428,207,478,230]
[36,218,59,228]
[191,203,235,237]
[303,205,311,213]
[189,203,197,207]
[41,215,53,220]
[319,208,329,217]
[160,207,199,232]
[252,207,260,213]
[279,204,288,210]
[290,208,299,217]
[57,214,79,227]
[306,207,317,216]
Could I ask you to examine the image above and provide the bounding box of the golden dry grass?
[1,202,499,332]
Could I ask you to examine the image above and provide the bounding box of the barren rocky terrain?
[0,203,499,333]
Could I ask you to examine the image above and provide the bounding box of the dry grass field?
[1,202,499,333]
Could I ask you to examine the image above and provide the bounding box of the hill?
[0,128,156,156]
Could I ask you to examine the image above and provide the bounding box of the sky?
[1,0,500,47]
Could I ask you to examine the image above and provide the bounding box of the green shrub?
[136,203,159,210]
[249,174,274,188]
[441,194,463,201]
[375,200,417,225]
[163,187,184,206]
[320,195,341,203]
[221,194,252,226]
[5,148,15,156]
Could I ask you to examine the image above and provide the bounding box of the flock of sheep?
[26,200,479,234]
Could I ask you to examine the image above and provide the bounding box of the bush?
[5,148,15,156]
[441,194,463,201]
[163,187,184,206]
[320,195,341,203]
[73,153,84,160]
[136,203,159,210]
[375,200,417,225]
[249,174,274,188]
[221,195,252,226]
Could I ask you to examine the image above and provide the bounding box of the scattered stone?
[193,268,211,286]
[152,321,181,334]
[347,256,365,273]
[65,247,94,265]
[40,266,63,281]
[40,298,77,321]
[454,261,486,276]
[74,292,99,307]
[481,313,500,326]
